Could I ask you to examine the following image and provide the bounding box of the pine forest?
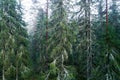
[0,0,120,80]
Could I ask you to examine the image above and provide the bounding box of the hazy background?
[21,0,118,33]
[21,0,46,33]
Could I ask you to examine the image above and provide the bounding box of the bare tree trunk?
[44,0,49,71]
[99,0,103,24]
[2,68,5,80]
[45,0,48,57]
[46,0,48,40]
[16,61,18,80]
[2,50,5,80]
[2,69,5,80]
[106,0,108,31]
[85,0,92,80]
[105,0,110,80]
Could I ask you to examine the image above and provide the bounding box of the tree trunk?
[16,61,18,80]
[2,50,5,80]
[2,68,5,80]
[45,0,49,71]
[46,0,48,40]
[106,0,108,31]
[105,0,110,80]
[85,0,92,80]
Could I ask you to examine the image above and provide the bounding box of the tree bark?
[46,0,48,40]
[16,61,18,80]
[2,50,5,80]
[105,0,110,80]
[85,0,92,80]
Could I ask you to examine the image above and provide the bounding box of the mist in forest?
[0,0,120,80]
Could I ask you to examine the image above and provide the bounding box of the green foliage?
[97,25,120,80]
[49,60,58,76]
[0,0,30,80]
[0,0,120,80]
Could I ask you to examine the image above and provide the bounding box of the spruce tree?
[72,0,93,79]
[92,0,120,80]
[30,8,47,79]
[47,0,75,79]
[0,0,29,80]
[109,0,120,38]
[0,0,15,79]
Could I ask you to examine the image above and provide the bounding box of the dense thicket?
[0,0,29,80]
[0,0,120,80]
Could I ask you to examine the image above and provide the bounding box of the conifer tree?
[109,0,120,38]
[0,0,15,79]
[30,8,47,79]
[73,0,93,79]
[92,0,120,80]
[47,0,75,79]
[0,0,29,80]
